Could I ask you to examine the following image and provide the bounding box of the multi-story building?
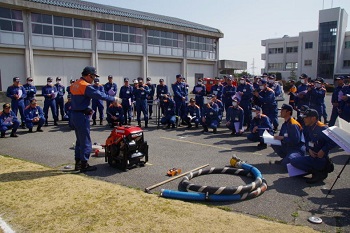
[0,0,225,91]
[261,7,350,82]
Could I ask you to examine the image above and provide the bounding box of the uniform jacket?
[6,85,27,100]
[24,105,45,122]
[42,85,58,100]
[23,84,37,100]
[119,85,134,106]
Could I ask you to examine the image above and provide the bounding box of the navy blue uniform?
[91,84,105,122]
[291,121,336,172]
[226,105,244,134]
[202,102,220,132]
[329,83,344,126]
[307,86,326,120]
[156,84,169,115]
[24,105,45,130]
[119,85,134,124]
[222,85,236,112]
[192,84,206,111]
[271,117,305,166]
[210,84,223,100]
[0,110,20,136]
[104,82,118,111]
[184,104,201,127]
[64,100,73,129]
[6,85,27,125]
[133,84,150,126]
[257,87,278,129]
[172,81,187,121]
[54,83,65,120]
[247,114,273,143]
[107,104,125,126]
[339,85,350,122]
[146,83,156,118]
[295,83,309,113]
[42,84,58,125]
[160,98,176,127]
[23,83,37,106]
[237,83,253,127]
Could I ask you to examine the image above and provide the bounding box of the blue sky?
[86,0,350,74]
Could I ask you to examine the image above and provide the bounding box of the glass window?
[135,28,142,35]
[136,35,142,43]
[105,32,113,41]
[54,16,63,25]
[129,26,135,34]
[82,20,90,29]
[304,60,312,66]
[42,14,52,24]
[98,31,106,40]
[105,23,113,31]
[114,33,121,41]
[345,41,350,49]
[82,29,90,38]
[305,42,313,49]
[74,19,82,28]
[343,60,350,67]
[31,13,41,23]
[0,19,12,31]
[97,22,105,30]
[64,27,73,37]
[161,31,166,38]
[161,38,167,46]
[121,34,128,42]
[173,40,178,47]
[32,23,42,34]
[42,25,52,35]
[114,24,121,32]
[0,7,11,19]
[172,33,178,40]
[148,37,153,45]
[74,28,82,37]
[153,30,160,37]
[153,37,160,45]
[121,25,128,33]
[54,26,64,36]
[166,32,172,39]
[129,35,135,43]
[12,10,22,20]
[166,39,172,46]
[64,17,72,26]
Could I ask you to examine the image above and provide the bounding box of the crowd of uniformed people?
[1,68,349,180]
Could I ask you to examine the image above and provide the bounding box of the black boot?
[166,123,170,129]
[44,121,48,126]
[37,126,43,132]
[54,120,58,126]
[257,142,267,149]
[80,161,97,172]
[213,128,217,134]
[171,123,176,129]
[145,120,148,128]
[202,126,208,132]
[74,159,81,171]
[137,121,141,127]
[100,119,103,125]
[128,119,131,125]
[10,131,18,137]
[187,123,192,129]
[28,128,33,133]
[195,123,199,128]
[306,170,328,184]
[92,119,96,125]
[1,132,5,138]
[21,122,26,129]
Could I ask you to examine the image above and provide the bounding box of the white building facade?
[0,0,223,91]
[261,7,350,82]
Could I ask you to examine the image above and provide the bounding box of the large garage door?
[34,55,90,86]
[148,61,181,90]
[187,63,215,88]
[98,58,141,89]
[0,51,25,91]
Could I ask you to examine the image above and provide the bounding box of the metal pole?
[144,164,209,193]
[326,155,350,198]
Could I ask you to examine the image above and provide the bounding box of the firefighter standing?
[23,77,37,107]
[91,78,105,125]
[119,77,134,125]
[6,77,27,129]
[42,77,58,126]
[54,77,65,121]
[133,78,150,128]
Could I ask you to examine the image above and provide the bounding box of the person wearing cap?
[104,75,118,114]
[287,79,297,108]
[70,66,118,172]
[201,97,220,134]
[66,79,75,95]
[329,76,345,126]
[91,78,105,126]
[226,98,244,136]
[211,94,224,122]
[24,98,45,133]
[295,73,310,115]
[210,77,223,101]
[119,77,134,125]
[172,74,187,126]
[290,109,336,184]
[221,75,228,86]
[271,104,305,166]
[156,78,169,115]
[306,79,326,121]
[253,79,278,132]
[297,105,309,127]
[160,94,176,129]
[23,77,37,107]
[133,77,150,128]
[237,76,253,130]
[54,77,66,121]
[339,80,350,123]
[0,103,20,138]
[146,77,156,119]
[42,77,58,126]
[106,98,124,127]
[222,77,237,113]
[192,78,206,112]
[247,105,273,149]
[6,77,27,129]
[184,98,201,128]
[267,75,283,100]
[63,94,73,129]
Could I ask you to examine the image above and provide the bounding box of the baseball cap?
[159,78,164,82]
[124,77,129,82]
[269,74,276,79]
[288,79,295,83]
[335,76,344,80]
[280,104,293,112]
[301,109,319,118]
[137,77,143,82]
[3,103,10,109]
[47,77,53,82]
[300,73,308,79]
[299,105,309,113]
[146,77,151,81]
[215,77,220,80]
[13,77,20,82]
[190,98,195,102]
[56,77,61,81]
[94,78,99,83]
[27,77,33,81]
[176,74,182,79]
[259,79,267,85]
[30,98,37,104]
[133,79,138,84]
[108,75,113,79]
[70,79,75,84]
[82,66,99,77]
[251,105,262,111]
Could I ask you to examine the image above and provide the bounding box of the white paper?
[323,124,350,153]
[108,89,116,96]
[263,130,282,145]
[232,93,241,102]
[234,122,242,132]
[194,86,203,93]
[287,163,307,177]
[18,89,23,98]
[3,116,13,124]
[51,92,58,99]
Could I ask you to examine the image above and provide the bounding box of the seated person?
[0,103,20,138]
[226,98,244,136]
[211,94,224,122]
[247,105,273,149]
[184,98,200,128]
[106,99,125,127]
[272,104,305,166]
[297,105,309,127]
[201,98,220,134]
[160,94,176,129]
[290,109,337,184]
[63,94,73,129]
[24,98,45,133]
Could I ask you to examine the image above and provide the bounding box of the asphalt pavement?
[0,95,349,232]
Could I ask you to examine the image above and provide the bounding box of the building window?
[97,22,143,44]
[344,60,350,68]
[268,47,283,54]
[147,29,184,48]
[286,46,298,53]
[31,13,91,38]
[0,7,23,32]
[345,41,350,49]
[268,63,283,70]
[305,42,313,49]
[304,60,312,66]
[186,36,214,52]
[285,62,298,70]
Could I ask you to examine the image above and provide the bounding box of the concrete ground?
[0,94,349,232]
